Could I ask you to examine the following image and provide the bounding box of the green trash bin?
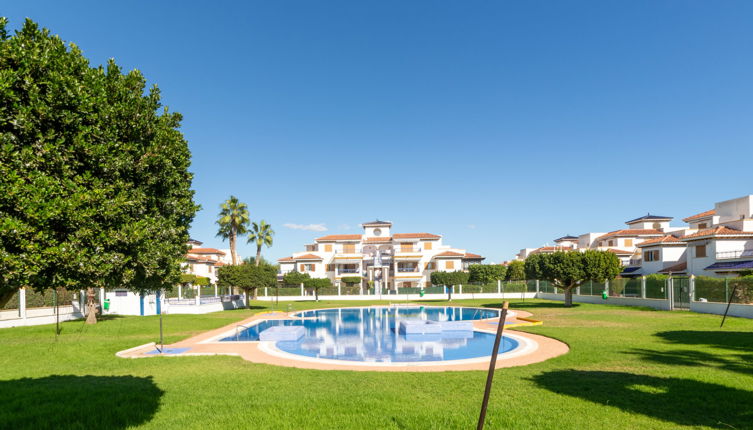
[419,289,425,297]
[601,291,608,300]
[104,298,110,311]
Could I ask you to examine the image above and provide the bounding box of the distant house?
[278,220,483,290]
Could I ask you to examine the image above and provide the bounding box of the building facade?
[278,220,484,290]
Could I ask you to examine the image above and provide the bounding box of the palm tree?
[215,196,250,265]
[247,220,274,266]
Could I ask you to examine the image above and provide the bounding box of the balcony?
[629,258,642,266]
[337,268,359,274]
[397,267,419,273]
[716,249,753,260]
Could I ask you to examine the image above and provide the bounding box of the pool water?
[222,306,519,363]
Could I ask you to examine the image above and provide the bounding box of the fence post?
[689,275,695,303]
[338,283,341,296]
[576,285,581,295]
[214,284,218,297]
[535,280,540,293]
[725,278,729,303]
[264,287,268,297]
[195,286,200,306]
[19,287,27,321]
[99,287,105,309]
[604,280,609,297]
[497,279,501,294]
[178,284,182,300]
[667,276,674,310]
[459,284,463,295]
[641,276,646,299]
[300,282,304,296]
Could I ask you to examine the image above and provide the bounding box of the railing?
[395,248,420,253]
[716,249,753,260]
[337,268,359,274]
[629,258,642,266]
[397,267,419,273]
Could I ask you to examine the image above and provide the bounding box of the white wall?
[690,301,753,319]
[536,292,672,310]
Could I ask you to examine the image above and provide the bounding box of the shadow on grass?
[0,375,163,429]
[480,302,580,310]
[532,370,753,428]
[655,330,753,352]
[627,348,753,376]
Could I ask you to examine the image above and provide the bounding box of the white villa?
[514,194,753,279]
[278,220,484,290]
[183,239,235,284]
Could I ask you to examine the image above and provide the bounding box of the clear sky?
[5,1,753,263]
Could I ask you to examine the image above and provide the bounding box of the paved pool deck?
[116,306,569,372]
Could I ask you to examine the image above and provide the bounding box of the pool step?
[259,325,305,341]
[398,319,474,335]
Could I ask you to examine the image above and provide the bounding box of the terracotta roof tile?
[434,251,464,258]
[530,246,574,254]
[188,247,226,255]
[607,249,635,255]
[393,233,441,239]
[682,209,716,223]
[214,261,226,267]
[659,261,687,273]
[463,252,485,259]
[294,253,323,260]
[636,235,684,247]
[315,234,362,242]
[597,229,664,240]
[277,257,294,262]
[364,237,392,243]
[681,226,753,241]
[185,254,217,264]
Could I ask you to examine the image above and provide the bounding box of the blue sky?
[5,1,753,263]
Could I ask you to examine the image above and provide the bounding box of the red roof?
[607,249,635,256]
[315,234,362,242]
[188,247,226,255]
[214,261,226,267]
[393,233,441,239]
[659,261,687,273]
[597,229,664,240]
[434,251,464,258]
[364,237,392,243]
[277,257,294,262]
[683,209,716,223]
[636,235,684,247]
[463,252,485,260]
[294,254,323,260]
[530,246,574,254]
[185,254,217,264]
[681,226,753,241]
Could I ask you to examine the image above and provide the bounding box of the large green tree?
[468,264,507,284]
[525,251,621,307]
[430,271,470,301]
[216,263,276,307]
[0,19,198,322]
[216,196,249,265]
[506,260,527,281]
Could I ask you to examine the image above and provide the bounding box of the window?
[403,282,413,288]
[653,222,661,229]
[325,264,333,271]
[446,261,455,270]
[424,241,432,250]
[624,239,633,247]
[401,243,414,252]
[644,250,659,262]
[300,264,305,272]
[343,244,355,253]
[115,290,128,297]
[608,240,614,247]
[696,245,707,258]
[324,244,332,252]
[698,223,707,229]
[425,262,436,270]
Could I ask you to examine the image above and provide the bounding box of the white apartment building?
[182,239,235,284]
[278,220,484,290]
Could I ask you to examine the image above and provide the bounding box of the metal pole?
[159,310,164,353]
[720,284,739,328]
[55,288,60,337]
[477,301,510,430]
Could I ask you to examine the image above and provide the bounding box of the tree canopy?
[524,250,622,306]
[506,260,526,281]
[282,271,310,287]
[217,263,276,307]
[303,277,332,301]
[216,196,249,265]
[0,19,198,309]
[468,264,507,284]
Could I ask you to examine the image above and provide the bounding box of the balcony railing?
[716,249,753,260]
[397,267,419,273]
[395,248,420,253]
[629,258,642,266]
[338,268,359,274]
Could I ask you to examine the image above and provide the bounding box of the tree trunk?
[244,288,250,308]
[252,286,257,301]
[564,287,574,307]
[447,285,452,301]
[255,245,261,266]
[85,287,98,324]
[229,230,238,265]
[315,289,319,302]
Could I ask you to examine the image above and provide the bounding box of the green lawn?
[1,299,752,429]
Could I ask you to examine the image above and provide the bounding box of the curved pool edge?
[115,305,570,372]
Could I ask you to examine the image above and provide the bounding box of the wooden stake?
[477,301,509,430]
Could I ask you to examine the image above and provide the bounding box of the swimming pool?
[221,306,521,363]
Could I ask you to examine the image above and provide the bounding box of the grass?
[1,299,752,429]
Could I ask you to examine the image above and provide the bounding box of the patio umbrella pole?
[720,285,739,328]
[477,301,509,430]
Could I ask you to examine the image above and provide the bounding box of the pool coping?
[116,305,569,372]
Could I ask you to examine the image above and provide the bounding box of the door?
[672,278,690,309]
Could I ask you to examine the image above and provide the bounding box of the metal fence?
[695,277,753,304]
